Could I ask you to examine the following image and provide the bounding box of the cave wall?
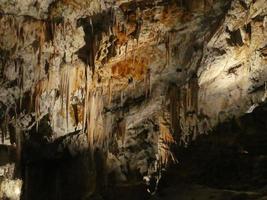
[0,0,266,199]
[199,0,267,125]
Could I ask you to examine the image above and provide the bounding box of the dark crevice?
[76,9,115,73]
[226,28,244,46]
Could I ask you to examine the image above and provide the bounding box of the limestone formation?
[0,0,267,199]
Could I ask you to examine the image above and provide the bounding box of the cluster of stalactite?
[158,114,177,167]
[168,75,212,148]
[24,16,151,198]
[0,102,21,150]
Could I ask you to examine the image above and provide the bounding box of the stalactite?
[82,82,111,155]
[136,31,139,49]
[91,36,96,75]
[63,19,66,40]
[16,21,24,45]
[262,81,267,102]
[187,81,193,111]
[179,86,188,147]
[131,39,137,68]
[32,79,47,132]
[35,97,39,132]
[66,66,70,133]
[182,87,187,117]
[263,16,267,30]
[108,77,113,105]
[16,58,24,111]
[19,64,23,110]
[145,68,151,98]
[59,66,71,133]
[184,76,199,113]
[3,108,9,144]
[60,72,66,111]
[88,90,104,150]
[90,18,94,34]
[125,42,128,60]
[133,78,136,89]
[59,76,63,112]
[82,64,89,134]
[104,113,113,150]
[86,90,91,149]
[156,31,161,45]
[165,33,170,67]
[112,8,116,29]
[158,115,177,169]
[15,126,22,177]
[50,89,56,131]
[50,19,56,44]
[169,85,180,139]
[179,74,200,146]
[82,91,87,133]
[72,103,79,130]
[38,24,45,72]
[190,75,199,112]
[120,91,124,107]
[118,118,126,146]
[34,24,45,83]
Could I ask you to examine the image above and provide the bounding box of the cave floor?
[156,183,267,200]
[110,181,267,200]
